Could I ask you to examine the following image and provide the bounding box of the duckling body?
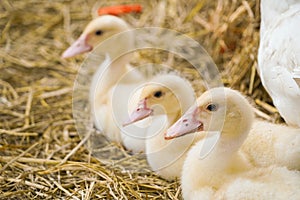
[217,166,300,200]
[183,138,300,200]
[90,56,147,151]
[165,88,300,200]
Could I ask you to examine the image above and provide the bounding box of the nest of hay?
[0,0,283,199]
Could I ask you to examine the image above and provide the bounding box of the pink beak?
[123,98,153,126]
[62,35,93,58]
[165,106,203,140]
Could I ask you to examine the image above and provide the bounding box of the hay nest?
[0,0,282,199]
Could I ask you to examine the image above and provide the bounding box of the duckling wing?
[241,120,300,170]
[216,166,300,200]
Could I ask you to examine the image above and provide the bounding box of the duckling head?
[123,74,195,126]
[62,15,132,58]
[165,88,254,146]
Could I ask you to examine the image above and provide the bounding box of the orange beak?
[97,4,142,16]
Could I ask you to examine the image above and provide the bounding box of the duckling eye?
[206,103,218,112]
[95,30,103,36]
[153,91,163,98]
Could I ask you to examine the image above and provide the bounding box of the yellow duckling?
[63,15,145,151]
[124,74,200,180]
[166,88,300,200]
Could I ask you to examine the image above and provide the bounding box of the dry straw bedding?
[0,0,281,199]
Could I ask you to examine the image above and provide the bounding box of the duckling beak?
[123,98,153,126]
[62,35,93,58]
[165,106,203,140]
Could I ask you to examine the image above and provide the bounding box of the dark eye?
[153,91,163,98]
[206,103,218,112]
[95,30,103,36]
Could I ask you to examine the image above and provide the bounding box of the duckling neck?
[102,56,130,90]
[167,111,181,125]
[183,134,250,191]
[184,126,251,186]
[217,129,249,154]
[91,55,131,104]
[146,111,183,149]
[199,131,246,166]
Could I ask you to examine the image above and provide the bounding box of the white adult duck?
[258,0,300,127]
[165,88,300,200]
[62,15,146,151]
[124,74,200,180]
